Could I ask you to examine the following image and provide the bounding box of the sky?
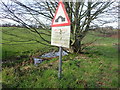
[0,0,119,28]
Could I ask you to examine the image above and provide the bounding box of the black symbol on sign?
[55,16,65,22]
[59,29,62,34]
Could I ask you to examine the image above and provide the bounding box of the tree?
[0,0,117,53]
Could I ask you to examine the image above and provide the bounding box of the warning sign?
[51,1,70,27]
[51,1,71,48]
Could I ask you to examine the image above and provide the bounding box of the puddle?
[33,51,68,66]
[41,51,68,58]
[33,58,43,66]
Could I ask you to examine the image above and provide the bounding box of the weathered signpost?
[51,1,71,79]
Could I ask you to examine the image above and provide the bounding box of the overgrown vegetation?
[1,27,118,88]
[1,27,54,60]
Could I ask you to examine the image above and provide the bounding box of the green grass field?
[1,27,54,60]
[1,27,119,88]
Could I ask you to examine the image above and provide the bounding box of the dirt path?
[98,33,119,39]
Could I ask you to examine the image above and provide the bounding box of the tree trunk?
[69,38,82,53]
[69,2,92,54]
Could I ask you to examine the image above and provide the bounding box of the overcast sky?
[0,0,119,28]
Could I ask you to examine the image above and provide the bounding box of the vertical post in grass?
[51,1,71,79]
[58,46,62,79]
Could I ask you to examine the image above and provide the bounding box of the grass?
[1,27,119,88]
[1,27,54,59]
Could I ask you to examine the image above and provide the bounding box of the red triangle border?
[51,2,71,27]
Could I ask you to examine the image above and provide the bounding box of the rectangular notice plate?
[51,26,70,48]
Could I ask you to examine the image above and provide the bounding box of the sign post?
[51,1,71,79]
[58,46,62,78]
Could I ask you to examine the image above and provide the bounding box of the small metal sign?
[51,26,70,48]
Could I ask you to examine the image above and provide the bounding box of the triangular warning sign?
[51,1,71,27]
